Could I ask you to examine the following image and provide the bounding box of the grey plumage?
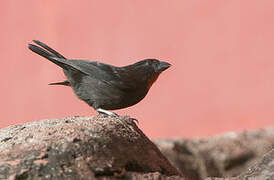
[28,40,171,116]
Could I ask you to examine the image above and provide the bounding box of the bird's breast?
[147,73,160,90]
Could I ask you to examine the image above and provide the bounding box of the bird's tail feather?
[28,44,54,60]
[48,80,70,86]
[28,42,71,70]
[32,40,66,59]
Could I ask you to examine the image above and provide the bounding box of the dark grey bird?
[28,40,171,116]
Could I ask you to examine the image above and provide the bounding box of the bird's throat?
[147,73,160,90]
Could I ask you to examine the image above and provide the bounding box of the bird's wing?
[64,60,118,81]
[64,59,138,91]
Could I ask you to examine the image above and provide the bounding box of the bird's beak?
[158,61,171,71]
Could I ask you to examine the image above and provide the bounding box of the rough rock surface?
[236,149,274,180]
[154,127,274,180]
[1,115,274,180]
[0,115,182,180]
[205,149,274,180]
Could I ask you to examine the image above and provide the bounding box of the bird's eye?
[149,60,157,65]
[147,60,153,65]
[146,59,158,66]
[152,60,158,64]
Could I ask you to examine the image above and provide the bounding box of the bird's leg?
[96,108,119,117]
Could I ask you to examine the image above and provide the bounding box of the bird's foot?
[96,108,119,117]
[129,118,139,124]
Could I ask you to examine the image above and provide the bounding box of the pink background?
[1,1,274,138]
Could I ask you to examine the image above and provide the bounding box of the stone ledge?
[0,115,182,180]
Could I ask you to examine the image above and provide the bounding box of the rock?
[2,115,274,180]
[236,149,274,180]
[205,149,274,180]
[0,115,182,180]
[154,127,274,180]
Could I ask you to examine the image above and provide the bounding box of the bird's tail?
[32,40,66,59]
[48,80,70,86]
[28,40,71,70]
[28,40,76,87]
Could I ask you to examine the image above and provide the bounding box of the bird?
[28,40,171,116]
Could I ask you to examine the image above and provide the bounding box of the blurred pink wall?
[1,1,274,138]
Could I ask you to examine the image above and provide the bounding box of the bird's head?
[130,59,171,89]
[134,59,171,73]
